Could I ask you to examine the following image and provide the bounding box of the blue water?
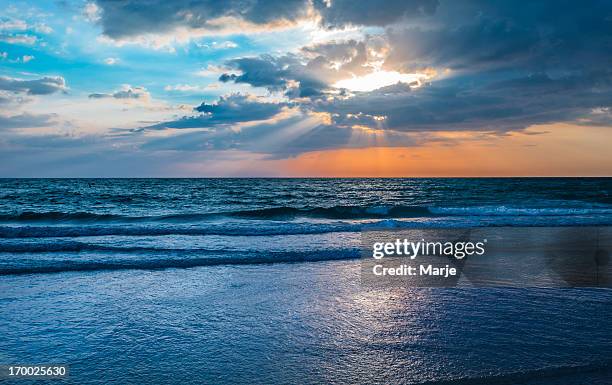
[1,178,611,384]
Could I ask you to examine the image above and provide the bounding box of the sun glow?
[276,124,612,177]
[334,71,427,92]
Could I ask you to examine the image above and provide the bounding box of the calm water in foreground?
[0,178,611,384]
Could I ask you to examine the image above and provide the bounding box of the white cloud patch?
[34,23,53,34]
[164,84,217,92]
[0,34,37,45]
[104,57,119,65]
[83,2,102,22]
[195,40,238,49]
[0,19,28,31]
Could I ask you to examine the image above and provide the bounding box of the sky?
[0,0,610,177]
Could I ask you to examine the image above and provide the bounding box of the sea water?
[0,178,611,384]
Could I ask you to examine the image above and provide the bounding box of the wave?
[0,211,126,222]
[227,205,433,219]
[0,223,365,238]
[0,240,180,253]
[0,206,432,223]
[0,249,360,275]
[1,205,610,224]
[2,218,611,239]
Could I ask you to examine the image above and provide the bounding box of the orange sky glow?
[270,124,611,177]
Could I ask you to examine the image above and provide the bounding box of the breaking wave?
[0,249,361,275]
[1,205,610,224]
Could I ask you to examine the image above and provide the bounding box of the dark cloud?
[0,76,67,95]
[112,0,612,158]
[92,0,439,39]
[220,39,382,98]
[148,94,286,129]
[301,39,372,77]
[219,55,294,91]
[318,0,612,133]
[220,0,612,136]
[220,54,331,98]
[314,70,612,132]
[0,113,57,129]
[216,62,611,136]
[94,0,312,39]
[313,0,438,28]
[88,93,108,99]
[384,0,612,73]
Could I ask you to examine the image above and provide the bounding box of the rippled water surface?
[1,178,611,384]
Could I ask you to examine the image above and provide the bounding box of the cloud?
[0,76,67,95]
[0,34,37,45]
[145,9,612,155]
[139,106,428,158]
[140,110,348,155]
[0,18,52,34]
[104,57,119,65]
[90,0,439,47]
[34,23,53,34]
[3,0,610,168]
[219,55,296,90]
[0,53,37,64]
[195,40,238,49]
[577,108,612,127]
[148,94,286,129]
[219,41,380,98]
[164,84,215,92]
[195,64,227,77]
[0,0,595,162]
[88,85,151,101]
[83,2,102,22]
[0,113,57,129]
[217,0,612,136]
[137,92,432,157]
[218,36,410,97]
[0,90,31,105]
[92,0,313,45]
[312,70,612,133]
[0,19,28,31]
[314,0,438,28]
[383,0,612,74]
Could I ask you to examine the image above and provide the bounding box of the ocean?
[1,178,611,384]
